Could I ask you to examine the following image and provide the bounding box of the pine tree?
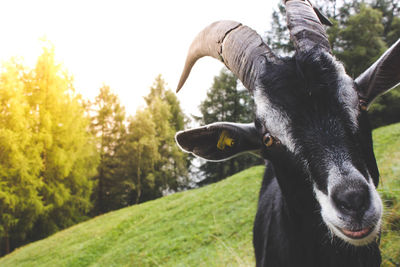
[331,2,400,128]
[196,69,263,185]
[0,60,43,254]
[116,109,159,205]
[143,75,188,199]
[335,5,386,77]
[24,46,98,241]
[0,46,98,254]
[89,85,126,214]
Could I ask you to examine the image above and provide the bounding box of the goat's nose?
[332,183,370,214]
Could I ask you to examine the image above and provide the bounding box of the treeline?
[0,47,188,255]
[89,76,188,214]
[267,0,400,128]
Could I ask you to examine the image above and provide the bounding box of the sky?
[0,0,279,117]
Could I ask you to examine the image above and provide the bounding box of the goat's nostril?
[332,184,370,213]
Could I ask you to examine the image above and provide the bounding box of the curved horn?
[285,0,331,53]
[355,38,400,107]
[176,20,279,92]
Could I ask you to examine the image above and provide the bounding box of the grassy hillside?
[0,123,399,267]
[0,167,264,267]
[374,123,400,266]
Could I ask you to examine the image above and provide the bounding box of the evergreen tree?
[143,75,188,199]
[386,16,400,46]
[144,75,186,132]
[335,5,386,77]
[196,69,263,185]
[365,0,400,127]
[371,0,400,44]
[0,60,43,254]
[116,109,159,205]
[89,85,126,214]
[24,46,98,241]
[88,75,187,209]
[0,46,98,254]
[331,2,400,128]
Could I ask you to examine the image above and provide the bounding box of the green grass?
[0,167,264,267]
[0,123,399,267]
[374,123,400,267]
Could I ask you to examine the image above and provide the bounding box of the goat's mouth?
[328,221,380,246]
[339,226,373,239]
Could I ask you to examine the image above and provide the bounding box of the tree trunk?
[3,231,10,255]
[98,163,104,214]
[136,146,142,204]
[98,118,106,214]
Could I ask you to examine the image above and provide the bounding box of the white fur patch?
[326,53,360,131]
[254,89,296,153]
[313,162,383,246]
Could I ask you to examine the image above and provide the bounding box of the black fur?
[253,162,381,267]
[176,24,394,267]
[253,51,381,266]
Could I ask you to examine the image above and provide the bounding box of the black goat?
[174,0,400,266]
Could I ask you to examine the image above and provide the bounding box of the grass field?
[374,123,400,266]
[0,123,399,267]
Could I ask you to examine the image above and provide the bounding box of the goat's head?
[175,0,400,246]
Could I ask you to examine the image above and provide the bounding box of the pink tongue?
[342,227,371,238]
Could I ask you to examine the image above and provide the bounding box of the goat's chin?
[323,218,381,246]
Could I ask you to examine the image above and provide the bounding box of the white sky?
[0,0,279,117]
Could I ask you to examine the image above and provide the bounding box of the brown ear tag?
[217,130,235,150]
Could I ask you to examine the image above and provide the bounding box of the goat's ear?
[355,39,400,108]
[175,122,261,161]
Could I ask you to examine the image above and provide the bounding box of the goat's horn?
[285,0,331,53]
[176,20,279,93]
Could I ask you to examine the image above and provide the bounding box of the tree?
[196,69,263,185]
[116,109,159,205]
[0,46,98,254]
[0,60,43,254]
[143,75,188,199]
[386,16,400,46]
[331,2,400,128]
[371,0,400,45]
[23,46,98,241]
[335,5,386,77]
[88,75,187,210]
[89,85,126,214]
[109,75,188,207]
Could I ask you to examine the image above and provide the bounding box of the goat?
[174,0,400,266]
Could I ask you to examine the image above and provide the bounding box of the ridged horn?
[285,0,331,53]
[176,20,279,93]
[355,38,400,107]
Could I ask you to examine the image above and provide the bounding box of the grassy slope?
[0,123,399,267]
[0,167,264,267]
[374,123,400,266]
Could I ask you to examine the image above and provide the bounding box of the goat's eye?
[359,99,368,111]
[263,133,274,147]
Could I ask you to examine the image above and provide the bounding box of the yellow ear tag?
[217,130,235,150]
